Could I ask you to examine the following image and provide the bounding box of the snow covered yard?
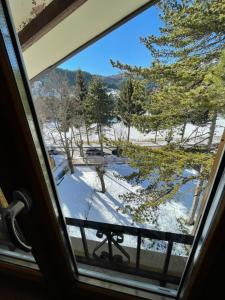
[43,118,224,148]
[54,159,196,255]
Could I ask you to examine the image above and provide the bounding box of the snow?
[57,165,135,225]
[44,115,223,256]
[43,117,225,150]
[54,159,195,255]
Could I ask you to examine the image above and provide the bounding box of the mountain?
[99,73,127,89]
[33,68,126,91]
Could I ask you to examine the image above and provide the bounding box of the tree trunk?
[58,130,74,174]
[113,127,117,141]
[97,123,104,153]
[50,132,57,145]
[96,166,106,193]
[127,123,131,142]
[154,130,158,143]
[66,149,74,174]
[77,143,83,158]
[188,175,204,225]
[166,128,173,144]
[78,127,84,157]
[180,122,187,142]
[194,127,199,142]
[207,112,217,148]
[65,134,74,174]
[85,122,90,145]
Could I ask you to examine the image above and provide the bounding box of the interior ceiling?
[8,0,152,80]
[9,0,53,31]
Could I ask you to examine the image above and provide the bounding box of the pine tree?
[117,78,146,141]
[112,0,225,145]
[72,70,87,157]
[85,77,114,152]
[75,70,87,102]
[142,0,225,61]
[75,70,90,145]
[114,141,213,223]
[110,0,225,224]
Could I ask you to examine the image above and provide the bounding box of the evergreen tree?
[110,0,225,224]
[75,70,88,102]
[142,0,225,61]
[112,0,225,144]
[72,70,87,157]
[85,77,114,152]
[117,78,146,141]
[114,141,213,223]
[75,70,90,145]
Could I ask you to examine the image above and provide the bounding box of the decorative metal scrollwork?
[93,229,130,264]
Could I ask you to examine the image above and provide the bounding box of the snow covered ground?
[43,117,224,150]
[42,116,223,256]
[108,120,224,143]
[53,157,195,255]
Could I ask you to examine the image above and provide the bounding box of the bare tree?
[95,164,106,193]
[44,70,75,173]
[32,81,48,135]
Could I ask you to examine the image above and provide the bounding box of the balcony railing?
[66,218,194,286]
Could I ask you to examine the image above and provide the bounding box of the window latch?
[0,190,32,252]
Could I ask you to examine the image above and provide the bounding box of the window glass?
[9,0,225,298]
[0,5,37,266]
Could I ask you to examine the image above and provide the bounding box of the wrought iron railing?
[66,218,194,286]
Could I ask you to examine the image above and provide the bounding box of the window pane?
[9,0,225,298]
[0,1,76,283]
[0,6,36,268]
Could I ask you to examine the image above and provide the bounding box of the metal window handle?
[1,190,32,252]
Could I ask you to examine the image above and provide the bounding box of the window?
[0,3,75,296]
[1,1,225,299]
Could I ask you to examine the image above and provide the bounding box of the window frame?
[177,134,225,299]
[0,1,225,299]
[0,1,77,297]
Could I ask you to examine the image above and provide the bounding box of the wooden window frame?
[29,0,159,81]
[0,1,225,299]
[18,0,87,51]
[0,2,76,298]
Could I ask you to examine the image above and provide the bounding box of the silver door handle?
[0,190,32,252]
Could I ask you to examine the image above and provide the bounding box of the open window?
[0,1,225,299]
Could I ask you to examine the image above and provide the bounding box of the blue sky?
[60,5,162,76]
